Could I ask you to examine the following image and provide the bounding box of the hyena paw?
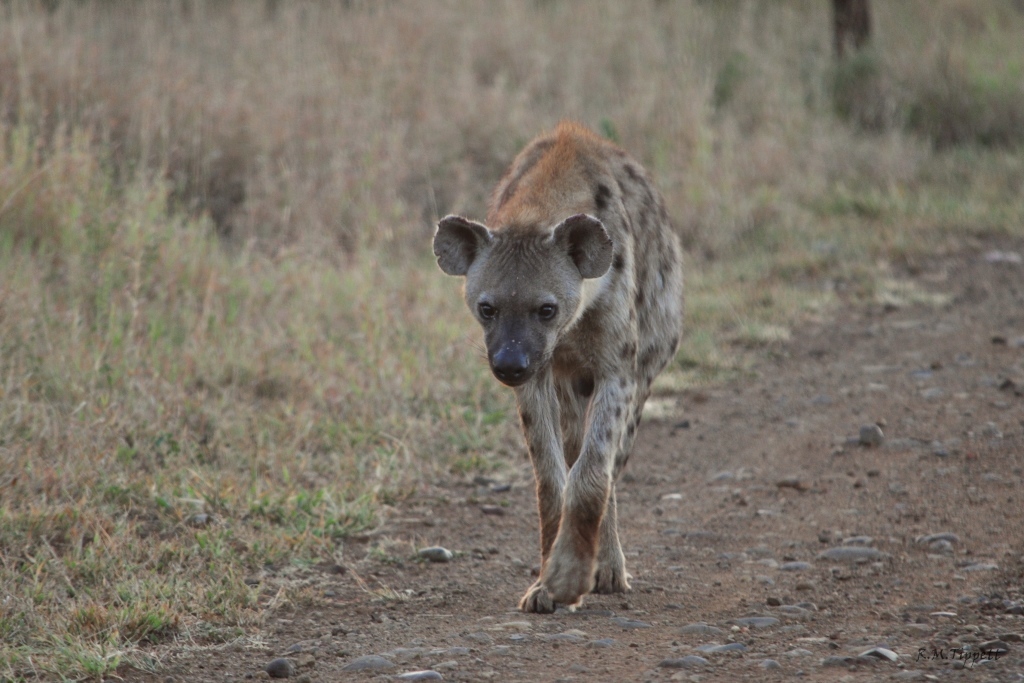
[518,580,556,614]
[541,549,593,607]
[592,561,632,594]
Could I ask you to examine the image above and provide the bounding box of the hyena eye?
[538,304,557,320]
[478,302,497,320]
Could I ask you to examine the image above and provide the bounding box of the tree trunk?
[833,0,872,60]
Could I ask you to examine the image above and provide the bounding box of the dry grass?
[1,0,1023,678]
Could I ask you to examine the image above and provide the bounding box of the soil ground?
[122,240,1024,682]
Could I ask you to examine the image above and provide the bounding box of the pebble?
[729,616,779,629]
[678,622,724,636]
[893,671,925,681]
[776,477,808,491]
[418,547,454,563]
[842,536,873,546]
[961,562,999,572]
[539,632,585,644]
[780,561,811,571]
[759,659,781,669]
[658,656,709,669]
[397,672,443,681]
[696,642,747,653]
[920,387,944,399]
[342,655,395,672]
[979,639,1010,654]
[587,638,617,648]
[820,655,854,667]
[981,422,1003,438]
[430,661,458,671]
[916,532,959,545]
[858,424,884,446]
[784,648,813,657]
[775,605,810,618]
[858,647,897,661]
[610,617,651,629]
[265,659,295,679]
[817,546,886,563]
[188,513,212,527]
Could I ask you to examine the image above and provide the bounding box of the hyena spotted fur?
[433,121,683,613]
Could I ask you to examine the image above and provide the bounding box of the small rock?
[430,661,458,671]
[697,642,747,653]
[821,655,854,667]
[759,659,781,669]
[916,532,959,545]
[784,648,813,657]
[979,640,1010,655]
[659,656,709,669]
[342,655,395,672]
[587,638,617,648]
[776,477,809,491]
[858,647,897,661]
[981,422,1003,438]
[678,622,724,636]
[817,547,886,563]
[463,632,493,644]
[265,659,295,679]
[188,513,212,527]
[983,250,1023,264]
[961,562,998,572]
[780,561,811,571]
[842,536,873,546]
[479,505,505,516]
[729,616,779,629]
[398,672,443,681]
[610,617,651,629]
[859,424,884,447]
[539,632,585,644]
[999,633,1023,642]
[418,547,454,563]
[892,671,925,681]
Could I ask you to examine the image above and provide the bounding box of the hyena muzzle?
[433,121,683,613]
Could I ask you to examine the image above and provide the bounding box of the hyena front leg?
[593,485,630,593]
[515,372,568,614]
[593,403,642,594]
[535,375,633,610]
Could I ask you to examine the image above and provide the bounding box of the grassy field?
[1,0,1023,678]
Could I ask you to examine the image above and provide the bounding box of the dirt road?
[124,241,1024,682]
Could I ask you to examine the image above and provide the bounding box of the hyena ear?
[552,214,614,279]
[434,215,493,276]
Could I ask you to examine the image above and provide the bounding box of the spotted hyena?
[433,121,683,613]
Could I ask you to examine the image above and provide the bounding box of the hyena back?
[433,121,683,613]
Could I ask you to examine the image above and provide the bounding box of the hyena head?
[434,213,613,387]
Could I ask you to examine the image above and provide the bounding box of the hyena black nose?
[491,348,530,386]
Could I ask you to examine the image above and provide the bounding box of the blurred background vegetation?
[1,0,1023,678]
